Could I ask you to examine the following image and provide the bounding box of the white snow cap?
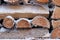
[6,16,14,21]
[4,0,8,2]
[16,18,32,24]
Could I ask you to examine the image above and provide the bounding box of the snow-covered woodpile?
[0,0,60,39]
[51,0,60,39]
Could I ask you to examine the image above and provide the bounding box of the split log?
[0,5,49,19]
[16,18,31,28]
[51,7,60,19]
[32,16,50,29]
[51,20,60,29]
[51,27,60,39]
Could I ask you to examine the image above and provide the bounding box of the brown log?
[0,5,49,19]
[51,27,60,38]
[51,7,60,19]
[16,18,31,28]
[52,0,60,6]
[51,20,60,29]
[32,16,50,29]
[3,16,15,29]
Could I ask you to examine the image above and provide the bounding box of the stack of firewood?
[0,0,57,39]
[0,15,51,38]
[2,16,50,29]
[50,0,60,39]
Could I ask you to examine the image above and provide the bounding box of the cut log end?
[51,27,60,39]
[51,20,60,29]
[32,16,50,29]
[51,7,60,19]
[16,18,31,28]
[3,16,14,29]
